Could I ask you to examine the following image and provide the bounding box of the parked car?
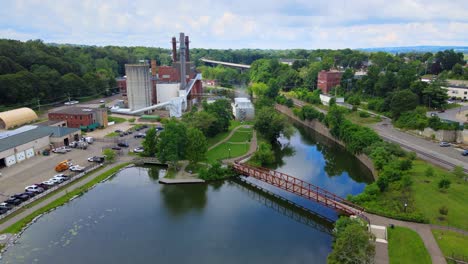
[5,197,22,206]
[69,165,85,172]
[42,180,56,187]
[49,177,64,184]
[115,129,122,133]
[439,142,451,147]
[52,148,67,154]
[462,150,468,156]
[34,183,51,190]
[134,133,145,138]
[23,191,37,198]
[119,133,125,137]
[111,146,122,150]
[0,202,13,210]
[11,193,30,202]
[25,185,44,193]
[117,142,129,148]
[156,126,164,131]
[54,174,69,180]
[127,130,133,134]
[88,156,105,163]
[99,100,105,103]
[0,208,8,215]
[133,147,144,153]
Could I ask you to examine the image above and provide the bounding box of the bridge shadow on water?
[230,177,335,235]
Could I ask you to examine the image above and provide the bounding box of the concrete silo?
[125,64,152,111]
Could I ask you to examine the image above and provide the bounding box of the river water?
[1,124,373,264]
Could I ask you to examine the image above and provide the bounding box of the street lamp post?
[228,148,231,158]
[404,203,408,213]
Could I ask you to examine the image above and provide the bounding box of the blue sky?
[0,0,467,49]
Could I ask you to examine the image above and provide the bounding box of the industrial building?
[0,125,80,168]
[48,107,108,130]
[112,33,202,117]
[232,98,254,121]
[0,108,38,129]
[317,70,343,94]
[444,79,468,100]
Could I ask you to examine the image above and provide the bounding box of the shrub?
[367,98,386,112]
[407,152,417,161]
[198,162,235,180]
[452,165,465,180]
[399,159,413,171]
[439,206,449,215]
[128,118,136,123]
[425,167,435,177]
[438,178,451,190]
[359,111,370,118]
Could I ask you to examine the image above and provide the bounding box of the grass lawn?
[345,111,382,126]
[104,131,119,138]
[410,160,468,230]
[229,130,253,143]
[206,142,250,162]
[207,120,249,147]
[388,226,432,264]
[1,163,130,234]
[108,115,126,124]
[432,229,468,259]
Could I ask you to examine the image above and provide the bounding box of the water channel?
[1,123,373,264]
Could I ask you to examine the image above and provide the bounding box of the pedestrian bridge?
[232,162,368,222]
[200,58,251,69]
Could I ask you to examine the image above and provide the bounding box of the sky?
[0,0,467,49]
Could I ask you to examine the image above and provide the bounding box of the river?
[1,124,373,264]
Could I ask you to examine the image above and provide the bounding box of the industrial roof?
[0,126,79,153]
[0,108,38,129]
[49,106,99,115]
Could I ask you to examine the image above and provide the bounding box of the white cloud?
[0,0,466,49]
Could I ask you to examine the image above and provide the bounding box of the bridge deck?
[232,163,366,219]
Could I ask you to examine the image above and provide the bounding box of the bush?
[439,206,449,215]
[394,110,428,130]
[438,178,451,190]
[251,142,275,166]
[399,159,413,171]
[367,98,386,112]
[407,152,417,161]
[198,162,235,180]
[359,111,370,118]
[425,167,435,177]
[128,118,136,123]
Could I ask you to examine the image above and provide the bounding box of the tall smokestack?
[171,37,177,62]
[179,32,186,90]
[151,59,157,77]
[185,36,190,62]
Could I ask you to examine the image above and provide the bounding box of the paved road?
[427,105,468,124]
[372,118,468,171]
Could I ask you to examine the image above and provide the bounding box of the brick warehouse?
[48,107,108,130]
[317,70,343,94]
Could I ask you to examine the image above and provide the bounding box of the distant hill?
[359,46,468,54]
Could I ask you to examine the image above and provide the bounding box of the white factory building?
[232,98,255,121]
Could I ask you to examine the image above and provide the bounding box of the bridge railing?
[232,162,366,216]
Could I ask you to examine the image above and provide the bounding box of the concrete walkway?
[223,130,258,164]
[0,157,132,238]
[365,213,448,264]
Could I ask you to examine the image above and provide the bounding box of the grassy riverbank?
[388,227,432,264]
[1,162,130,234]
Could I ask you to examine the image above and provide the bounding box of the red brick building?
[48,107,108,130]
[317,70,343,94]
[116,77,127,96]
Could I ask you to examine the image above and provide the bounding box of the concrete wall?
[410,128,468,143]
[126,64,152,111]
[156,83,179,104]
[275,104,378,179]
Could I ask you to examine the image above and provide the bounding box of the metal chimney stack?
[185,36,190,62]
[171,37,177,62]
[179,32,186,89]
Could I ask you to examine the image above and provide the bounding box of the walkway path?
[208,125,253,151]
[365,212,447,264]
[223,130,258,164]
[0,156,132,239]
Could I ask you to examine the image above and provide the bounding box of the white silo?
[125,64,152,111]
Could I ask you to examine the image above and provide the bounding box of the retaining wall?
[275,104,378,179]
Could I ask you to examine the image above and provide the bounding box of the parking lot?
[0,131,145,200]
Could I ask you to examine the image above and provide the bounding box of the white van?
[85,137,94,144]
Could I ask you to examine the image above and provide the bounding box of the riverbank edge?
[275,104,378,179]
[0,162,132,257]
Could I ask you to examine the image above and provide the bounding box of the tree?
[252,142,275,165]
[423,78,448,109]
[204,99,233,135]
[156,120,187,167]
[185,127,208,164]
[438,178,451,190]
[452,63,463,76]
[249,82,268,98]
[182,111,217,136]
[327,217,375,264]
[103,149,116,163]
[142,127,158,157]
[389,90,418,118]
[254,107,292,142]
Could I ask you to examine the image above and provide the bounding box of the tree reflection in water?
[160,184,208,217]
